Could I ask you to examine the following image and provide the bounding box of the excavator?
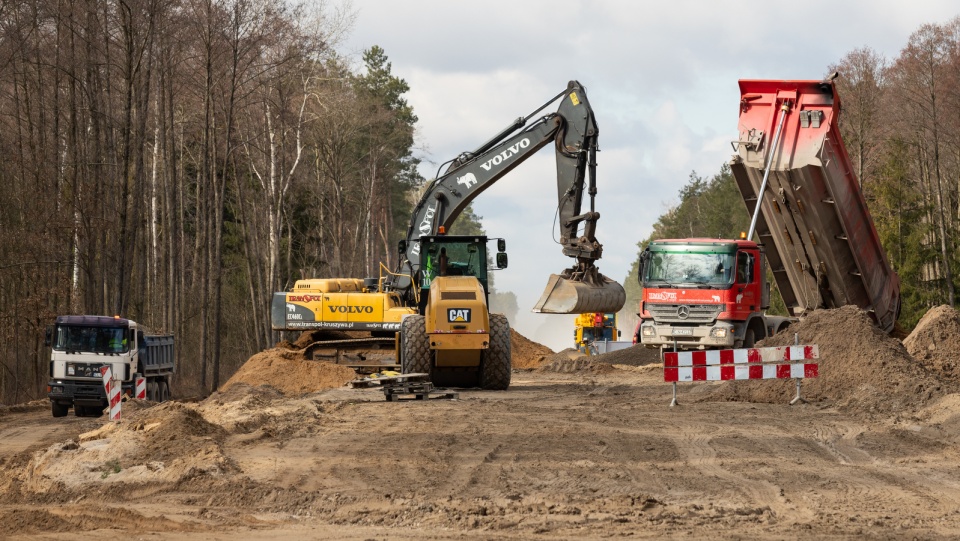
[272,80,625,388]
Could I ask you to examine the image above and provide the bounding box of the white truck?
[46,315,175,417]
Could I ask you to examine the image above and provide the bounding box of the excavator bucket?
[532,273,626,314]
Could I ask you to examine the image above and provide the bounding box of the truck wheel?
[743,329,756,349]
[51,402,69,418]
[159,381,170,402]
[401,315,432,376]
[147,382,158,402]
[480,314,512,390]
[74,405,87,417]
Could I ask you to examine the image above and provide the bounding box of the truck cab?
[635,239,789,350]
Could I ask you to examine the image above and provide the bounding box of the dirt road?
[2,307,960,540]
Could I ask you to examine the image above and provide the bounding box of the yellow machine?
[277,278,413,331]
[271,278,415,371]
[273,81,626,388]
[398,234,512,389]
[574,312,619,355]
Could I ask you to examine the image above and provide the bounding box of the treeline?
[622,16,960,332]
[0,0,429,403]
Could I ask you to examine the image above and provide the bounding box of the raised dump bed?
[729,79,900,332]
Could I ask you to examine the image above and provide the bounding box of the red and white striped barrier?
[100,366,122,421]
[663,345,819,406]
[664,345,819,382]
[135,375,146,400]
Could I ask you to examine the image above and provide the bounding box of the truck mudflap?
[533,266,626,314]
[730,79,900,332]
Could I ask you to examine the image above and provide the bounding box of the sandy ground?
[3,307,960,540]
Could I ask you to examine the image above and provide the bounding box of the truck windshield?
[643,251,735,288]
[52,325,129,354]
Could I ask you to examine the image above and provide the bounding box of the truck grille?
[647,303,722,324]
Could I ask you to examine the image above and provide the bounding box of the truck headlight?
[641,326,655,337]
[710,327,727,338]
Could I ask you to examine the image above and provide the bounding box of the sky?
[340,1,959,351]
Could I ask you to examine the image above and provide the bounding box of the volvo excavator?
[272,80,625,388]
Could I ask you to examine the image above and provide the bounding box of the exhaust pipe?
[532,263,625,314]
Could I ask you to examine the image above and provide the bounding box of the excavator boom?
[391,80,624,315]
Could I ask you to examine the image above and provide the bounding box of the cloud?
[344,0,959,349]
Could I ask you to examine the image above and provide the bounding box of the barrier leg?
[789,378,806,405]
[670,382,679,407]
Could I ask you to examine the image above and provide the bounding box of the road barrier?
[664,344,819,406]
[100,366,122,421]
[135,375,146,400]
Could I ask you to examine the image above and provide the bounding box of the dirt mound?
[707,306,947,416]
[903,305,960,384]
[590,344,662,366]
[511,329,555,369]
[221,348,356,396]
[0,399,48,416]
[20,401,234,492]
[537,352,618,375]
[196,384,327,438]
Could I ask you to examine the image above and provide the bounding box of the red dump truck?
[635,78,901,349]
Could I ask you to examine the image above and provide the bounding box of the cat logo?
[447,308,471,323]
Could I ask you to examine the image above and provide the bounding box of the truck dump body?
[730,80,900,332]
[141,334,175,375]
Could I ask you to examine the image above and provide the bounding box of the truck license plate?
[673,329,693,336]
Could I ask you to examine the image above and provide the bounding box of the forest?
[1,2,959,405]
[0,0,439,403]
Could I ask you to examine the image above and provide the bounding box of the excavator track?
[303,337,398,373]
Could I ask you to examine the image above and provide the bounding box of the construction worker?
[107,330,126,352]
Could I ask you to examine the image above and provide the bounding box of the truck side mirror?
[44,326,52,347]
[496,252,508,269]
[497,239,506,252]
[638,249,651,285]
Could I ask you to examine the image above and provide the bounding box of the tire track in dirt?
[812,421,874,465]
[670,420,817,523]
[809,420,960,519]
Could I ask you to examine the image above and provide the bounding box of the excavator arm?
[390,80,625,315]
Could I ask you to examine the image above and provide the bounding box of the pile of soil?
[534,348,618,374]
[537,356,618,375]
[21,401,233,491]
[511,329,555,369]
[589,344,662,366]
[220,348,357,396]
[707,306,947,416]
[903,305,960,384]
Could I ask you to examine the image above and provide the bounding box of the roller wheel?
[51,402,69,418]
[401,315,432,377]
[480,314,512,390]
